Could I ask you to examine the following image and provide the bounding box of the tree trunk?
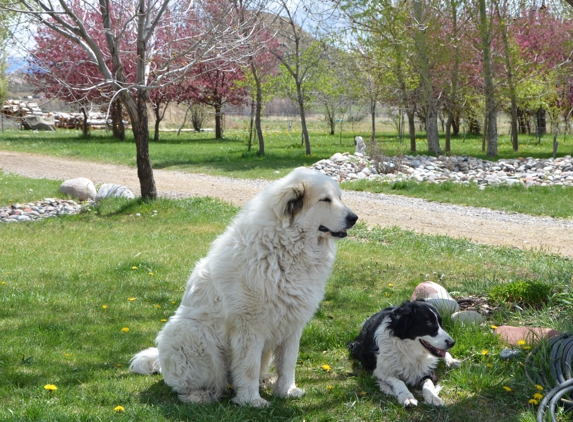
[370,99,376,141]
[215,105,223,139]
[413,0,441,154]
[407,110,416,152]
[254,71,264,156]
[153,104,161,142]
[122,93,156,201]
[80,106,89,137]
[296,82,311,155]
[479,0,498,157]
[111,99,125,141]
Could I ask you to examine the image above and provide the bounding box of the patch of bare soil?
[1,150,573,258]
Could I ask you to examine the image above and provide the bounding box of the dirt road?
[1,150,572,258]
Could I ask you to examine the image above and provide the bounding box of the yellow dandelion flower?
[360,391,367,396]
[490,325,498,330]
[517,340,526,346]
[149,272,154,276]
[321,364,331,372]
[154,304,161,309]
[486,364,493,368]
[161,319,167,322]
[121,327,129,333]
[533,393,543,400]
[503,386,512,392]
[131,266,137,270]
[327,385,333,390]
[44,384,58,391]
[536,385,544,391]
[114,405,125,412]
[1,281,6,285]
[102,305,108,309]
[523,346,531,350]
[117,364,122,367]
[385,293,391,297]
[388,283,394,288]
[127,297,136,301]
[529,399,538,405]
[171,301,176,305]
[481,350,489,356]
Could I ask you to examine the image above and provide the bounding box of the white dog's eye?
[320,197,331,203]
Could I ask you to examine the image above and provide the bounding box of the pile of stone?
[312,152,573,188]
[1,178,135,224]
[0,198,89,223]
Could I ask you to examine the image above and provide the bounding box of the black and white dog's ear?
[391,305,414,338]
[270,181,306,227]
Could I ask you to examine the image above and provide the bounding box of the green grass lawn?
[1,172,572,421]
[2,127,573,218]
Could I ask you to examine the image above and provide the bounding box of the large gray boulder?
[96,183,135,202]
[60,177,96,201]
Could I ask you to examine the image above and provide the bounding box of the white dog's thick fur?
[130,167,358,407]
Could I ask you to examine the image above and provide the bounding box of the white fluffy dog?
[130,167,358,407]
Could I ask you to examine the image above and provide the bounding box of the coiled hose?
[524,333,573,422]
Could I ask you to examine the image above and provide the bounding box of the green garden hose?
[524,333,573,422]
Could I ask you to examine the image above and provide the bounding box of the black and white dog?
[348,300,460,407]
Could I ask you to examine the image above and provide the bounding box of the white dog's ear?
[270,182,306,226]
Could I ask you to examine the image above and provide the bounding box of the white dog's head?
[266,167,358,238]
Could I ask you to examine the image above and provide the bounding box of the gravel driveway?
[1,150,572,258]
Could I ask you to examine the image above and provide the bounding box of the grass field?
[1,127,573,421]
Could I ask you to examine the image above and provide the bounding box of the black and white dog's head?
[386,300,455,358]
[349,300,455,372]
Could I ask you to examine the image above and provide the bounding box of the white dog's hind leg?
[229,332,269,407]
[376,374,417,407]
[421,378,444,406]
[273,329,305,399]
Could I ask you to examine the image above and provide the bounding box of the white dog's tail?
[129,347,161,374]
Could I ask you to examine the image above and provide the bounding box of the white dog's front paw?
[425,394,444,406]
[232,396,270,407]
[402,396,418,407]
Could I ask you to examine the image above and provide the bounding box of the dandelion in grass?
[327,385,333,390]
[154,304,161,309]
[117,364,122,367]
[517,340,526,346]
[385,293,391,297]
[131,266,137,270]
[529,399,539,405]
[161,319,167,323]
[1,281,6,285]
[533,393,543,400]
[102,305,108,309]
[149,272,154,276]
[523,346,531,350]
[44,384,58,391]
[536,385,544,391]
[481,350,489,356]
[360,391,367,397]
[321,364,331,372]
[114,406,125,412]
[490,325,498,330]
[503,386,512,392]
[127,297,136,301]
[121,327,129,333]
[388,283,394,288]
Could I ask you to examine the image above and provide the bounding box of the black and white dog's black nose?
[346,212,358,228]
[445,338,455,349]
